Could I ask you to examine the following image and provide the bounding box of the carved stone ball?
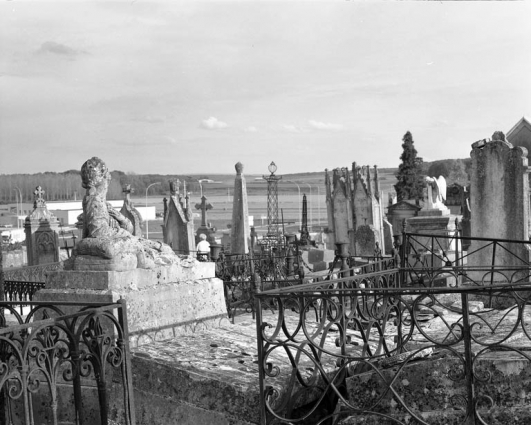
[235,162,244,175]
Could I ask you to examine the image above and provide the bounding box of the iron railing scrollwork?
[3,281,46,314]
[255,273,531,424]
[0,300,135,425]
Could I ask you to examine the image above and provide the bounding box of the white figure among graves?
[425,175,447,210]
[196,233,210,261]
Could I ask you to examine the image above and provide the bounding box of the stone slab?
[45,257,214,291]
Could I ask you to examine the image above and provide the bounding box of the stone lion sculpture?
[67,157,177,271]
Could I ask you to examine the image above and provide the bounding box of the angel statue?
[425,175,447,210]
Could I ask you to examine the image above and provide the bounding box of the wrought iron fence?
[3,281,45,314]
[255,274,531,425]
[402,232,531,291]
[0,300,135,425]
[216,251,305,320]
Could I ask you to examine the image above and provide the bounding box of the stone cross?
[34,186,46,208]
[195,196,213,227]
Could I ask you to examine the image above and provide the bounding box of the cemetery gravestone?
[24,186,60,266]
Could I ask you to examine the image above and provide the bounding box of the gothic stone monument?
[162,179,195,254]
[24,186,61,266]
[325,167,354,253]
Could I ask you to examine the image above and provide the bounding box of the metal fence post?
[118,299,136,425]
[254,280,267,425]
[461,292,476,424]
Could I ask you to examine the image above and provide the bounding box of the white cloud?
[36,41,87,58]
[245,126,258,133]
[308,120,343,131]
[283,124,304,133]
[200,116,228,130]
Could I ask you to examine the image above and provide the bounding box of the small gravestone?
[24,186,60,266]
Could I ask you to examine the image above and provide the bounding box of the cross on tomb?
[195,196,213,227]
[34,186,46,208]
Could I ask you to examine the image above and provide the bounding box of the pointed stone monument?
[163,179,195,254]
[230,162,250,254]
[24,186,61,265]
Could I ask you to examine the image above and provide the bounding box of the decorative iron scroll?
[255,275,531,424]
[0,300,135,425]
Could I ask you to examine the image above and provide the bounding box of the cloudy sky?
[1,1,530,175]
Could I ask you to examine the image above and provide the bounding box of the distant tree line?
[0,171,211,204]
[425,159,470,185]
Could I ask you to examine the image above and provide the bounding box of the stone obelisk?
[230,162,250,254]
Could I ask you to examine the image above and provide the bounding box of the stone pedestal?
[35,257,228,347]
[406,210,461,285]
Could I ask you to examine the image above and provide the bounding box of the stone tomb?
[36,258,225,347]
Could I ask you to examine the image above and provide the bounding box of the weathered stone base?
[36,260,226,346]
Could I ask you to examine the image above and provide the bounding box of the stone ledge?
[45,258,215,291]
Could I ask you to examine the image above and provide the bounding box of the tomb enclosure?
[325,163,386,256]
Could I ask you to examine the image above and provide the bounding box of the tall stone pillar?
[230,162,250,254]
[24,186,61,265]
[469,131,530,274]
